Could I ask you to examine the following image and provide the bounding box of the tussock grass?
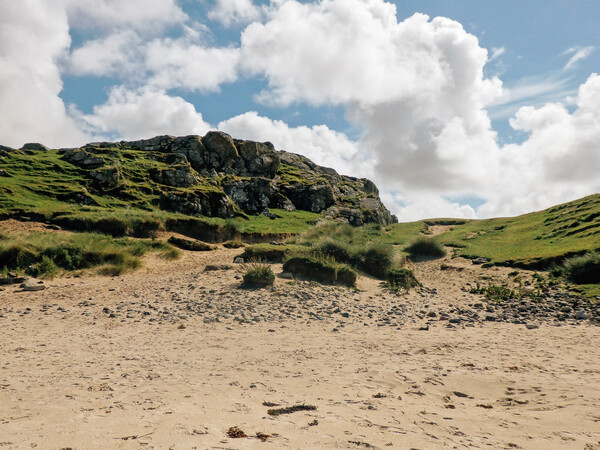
[0,232,179,278]
[404,237,446,260]
[385,268,420,291]
[242,261,275,287]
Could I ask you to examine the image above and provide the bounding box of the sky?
[0,0,599,221]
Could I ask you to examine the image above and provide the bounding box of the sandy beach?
[1,232,600,449]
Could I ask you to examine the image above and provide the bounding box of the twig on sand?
[114,430,155,441]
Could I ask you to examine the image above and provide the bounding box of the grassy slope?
[434,194,600,267]
[0,148,320,236]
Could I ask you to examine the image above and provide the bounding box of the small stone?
[575,310,588,320]
[525,323,539,329]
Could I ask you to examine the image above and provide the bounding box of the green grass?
[242,261,276,288]
[434,194,600,268]
[0,148,321,240]
[0,232,179,278]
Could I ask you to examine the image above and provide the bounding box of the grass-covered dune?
[434,194,600,268]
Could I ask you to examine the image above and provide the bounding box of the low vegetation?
[434,194,600,268]
[385,268,420,292]
[0,232,179,278]
[562,251,600,284]
[242,261,275,288]
[283,256,357,286]
[404,237,446,260]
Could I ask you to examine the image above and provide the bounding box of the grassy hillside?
[0,147,320,237]
[432,194,600,268]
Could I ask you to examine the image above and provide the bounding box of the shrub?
[223,240,244,249]
[282,256,356,286]
[404,237,446,260]
[385,268,420,291]
[359,244,394,278]
[316,239,353,264]
[242,262,275,287]
[563,252,600,284]
[25,255,59,278]
[239,244,290,262]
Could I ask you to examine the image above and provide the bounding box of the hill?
[0,132,396,238]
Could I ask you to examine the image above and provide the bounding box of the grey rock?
[21,142,48,151]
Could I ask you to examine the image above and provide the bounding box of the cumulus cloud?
[0,0,88,148]
[218,111,359,174]
[241,0,502,203]
[145,37,240,92]
[81,87,211,141]
[68,31,143,77]
[563,46,595,70]
[209,0,261,27]
[479,73,600,217]
[62,0,188,33]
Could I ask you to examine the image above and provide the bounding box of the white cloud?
[489,46,505,62]
[209,0,261,27]
[218,111,359,175]
[68,31,143,77]
[82,87,212,141]
[0,0,88,148]
[145,37,240,92]
[563,46,595,70]
[479,73,600,217]
[488,74,575,119]
[62,0,188,33]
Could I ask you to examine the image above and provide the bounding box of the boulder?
[201,131,239,171]
[20,142,48,151]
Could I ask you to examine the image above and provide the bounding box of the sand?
[1,227,599,449]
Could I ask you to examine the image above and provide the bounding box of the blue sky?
[1,0,599,220]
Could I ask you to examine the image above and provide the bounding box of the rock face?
[58,132,397,225]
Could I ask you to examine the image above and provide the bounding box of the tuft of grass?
[563,251,600,284]
[359,244,395,278]
[242,261,275,287]
[404,237,446,260]
[385,268,420,291]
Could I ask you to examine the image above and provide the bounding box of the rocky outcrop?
[57,131,397,225]
[62,149,105,169]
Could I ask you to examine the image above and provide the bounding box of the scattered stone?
[20,279,46,291]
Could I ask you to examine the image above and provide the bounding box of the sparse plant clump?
[242,261,275,288]
[470,283,515,301]
[562,251,600,284]
[385,268,420,292]
[404,237,446,260]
